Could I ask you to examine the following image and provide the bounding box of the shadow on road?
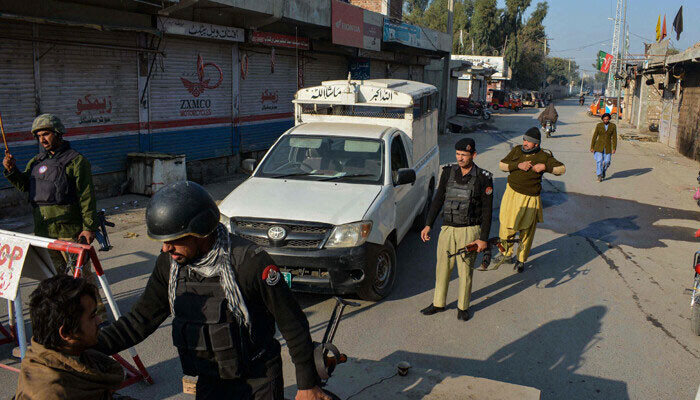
[374,306,628,400]
[605,168,653,180]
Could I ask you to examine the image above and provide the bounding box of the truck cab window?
[390,135,409,183]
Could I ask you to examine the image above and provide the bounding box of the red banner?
[250,31,309,50]
[332,0,364,48]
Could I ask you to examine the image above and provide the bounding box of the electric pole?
[606,0,623,97]
[438,0,454,135]
[615,0,628,123]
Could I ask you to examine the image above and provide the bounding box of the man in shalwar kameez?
[494,128,566,273]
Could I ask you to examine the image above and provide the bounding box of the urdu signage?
[158,17,244,42]
[251,31,310,50]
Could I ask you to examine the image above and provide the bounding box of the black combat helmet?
[146,181,220,241]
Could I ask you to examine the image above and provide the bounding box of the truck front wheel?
[358,241,397,301]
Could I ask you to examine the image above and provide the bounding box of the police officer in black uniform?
[419,138,494,321]
[94,181,330,400]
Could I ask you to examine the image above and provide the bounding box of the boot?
[514,261,525,273]
[420,304,445,315]
[457,309,472,321]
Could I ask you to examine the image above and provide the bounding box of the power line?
[550,38,610,53]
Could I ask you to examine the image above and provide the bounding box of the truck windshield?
[257,136,384,184]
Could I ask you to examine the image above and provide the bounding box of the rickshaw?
[522,91,541,108]
[489,89,522,111]
[588,97,622,117]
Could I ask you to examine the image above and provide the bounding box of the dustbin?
[126,152,186,195]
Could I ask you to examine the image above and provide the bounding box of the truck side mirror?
[394,168,416,186]
[241,159,258,174]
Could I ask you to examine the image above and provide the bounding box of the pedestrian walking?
[95,181,330,400]
[493,128,566,273]
[419,138,494,321]
[2,114,105,317]
[590,113,617,182]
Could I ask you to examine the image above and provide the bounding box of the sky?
[500,0,700,78]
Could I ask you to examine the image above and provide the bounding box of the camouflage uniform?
[4,115,100,289]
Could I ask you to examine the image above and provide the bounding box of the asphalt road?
[2,98,699,399]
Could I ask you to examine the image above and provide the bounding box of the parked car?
[219,79,440,300]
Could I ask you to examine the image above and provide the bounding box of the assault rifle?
[447,237,519,270]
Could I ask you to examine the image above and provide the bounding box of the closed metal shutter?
[410,65,424,82]
[149,37,234,160]
[238,46,296,152]
[302,53,348,87]
[37,25,140,175]
[0,21,38,188]
[370,60,386,79]
[388,64,409,79]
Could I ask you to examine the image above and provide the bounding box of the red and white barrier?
[0,229,153,387]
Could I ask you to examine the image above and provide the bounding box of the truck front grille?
[233,218,331,249]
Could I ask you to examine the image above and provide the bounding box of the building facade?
[0,0,450,213]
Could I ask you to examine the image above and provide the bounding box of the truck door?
[390,133,414,240]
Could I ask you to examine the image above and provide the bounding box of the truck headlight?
[325,221,372,248]
[220,214,231,232]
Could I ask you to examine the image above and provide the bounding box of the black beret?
[455,138,476,153]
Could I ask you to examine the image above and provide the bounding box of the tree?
[546,57,578,85]
[471,0,500,55]
[509,1,548,89]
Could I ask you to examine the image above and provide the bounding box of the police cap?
[455,138,476,153]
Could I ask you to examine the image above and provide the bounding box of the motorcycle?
[457,98,491,120]
[691,230,700,335]
[543,120,556,138]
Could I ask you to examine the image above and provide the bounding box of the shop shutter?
[238,46,296,153]
[370,60,386,79]
[302,53,348,87]
[37,25,140,175]
[388,64,409,79]
[0,21,38,188]
[410,65,424,82]
[149,37,234,160]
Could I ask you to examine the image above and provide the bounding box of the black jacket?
[94,235,319,389]
[425,164,493,241]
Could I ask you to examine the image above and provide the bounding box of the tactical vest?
[29,147,79,206]
[442,166,476,225]
[171,268,251,379]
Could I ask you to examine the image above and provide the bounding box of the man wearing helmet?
[2,114,103,315]
[95,181,330,400]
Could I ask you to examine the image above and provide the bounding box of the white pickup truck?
[219,79,439,300]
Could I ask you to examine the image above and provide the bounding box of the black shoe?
[514,261,525,273]
[457,309,472,321]
[420,304,445,315]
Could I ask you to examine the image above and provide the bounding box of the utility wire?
[550,39,610,53]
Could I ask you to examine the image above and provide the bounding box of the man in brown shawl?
[14,275,130,400]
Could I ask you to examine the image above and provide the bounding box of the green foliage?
[545,57,579,85]
[471,0,500,55]
[404,0,554,89]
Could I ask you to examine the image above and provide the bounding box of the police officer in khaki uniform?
[420,138,494,321]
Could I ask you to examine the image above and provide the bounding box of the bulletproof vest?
[442,166,476,225]
[29,146,79,206]
[171,268,250,379]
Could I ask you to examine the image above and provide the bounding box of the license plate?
[281,271,292,288]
